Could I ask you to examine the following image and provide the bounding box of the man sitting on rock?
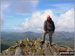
[41,15,55,46]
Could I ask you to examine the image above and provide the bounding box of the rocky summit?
[1,38,74,56]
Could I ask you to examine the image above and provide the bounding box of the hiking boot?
[40,41,45,45]
[50,44,53,46]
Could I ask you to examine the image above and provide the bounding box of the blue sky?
[1,0,74,32]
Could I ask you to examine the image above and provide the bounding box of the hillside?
[1,38,74,56]
[1,31,74,52]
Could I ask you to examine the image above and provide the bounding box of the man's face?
[47,16,50,21]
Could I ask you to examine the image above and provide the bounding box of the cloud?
[9,9,54,32]
[0,14,3,28]
[10,8,74,32]
[1,0,39,15]
[1,0,39,29]
[56,9,74,32]
[0,2,9,28]
[11,1,38,13]
[1,1,10,13]
[0,15,2,27]
[31,0,39,8]
[1,3,9,10]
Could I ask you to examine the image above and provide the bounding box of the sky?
[0,0,74,32]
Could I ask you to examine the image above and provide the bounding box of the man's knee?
[49,32,53,37]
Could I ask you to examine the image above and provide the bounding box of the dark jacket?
[44,18,55,32]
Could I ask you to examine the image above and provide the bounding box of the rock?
[15,47,24,56]
[2,38,74,56]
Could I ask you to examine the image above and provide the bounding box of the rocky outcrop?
[1,38,74,56]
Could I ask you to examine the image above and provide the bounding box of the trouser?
[42,30,54,45]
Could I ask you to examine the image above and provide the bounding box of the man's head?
[47,15,51,21]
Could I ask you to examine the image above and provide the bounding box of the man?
[41,15,55,46]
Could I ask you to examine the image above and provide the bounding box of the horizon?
[1,31,74,33]
[1,0,74,33]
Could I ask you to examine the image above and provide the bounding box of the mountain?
[1,38,74,56]
[1,31,74,52]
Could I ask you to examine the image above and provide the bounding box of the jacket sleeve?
[52,21,55,31]
[44,21,47,31]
